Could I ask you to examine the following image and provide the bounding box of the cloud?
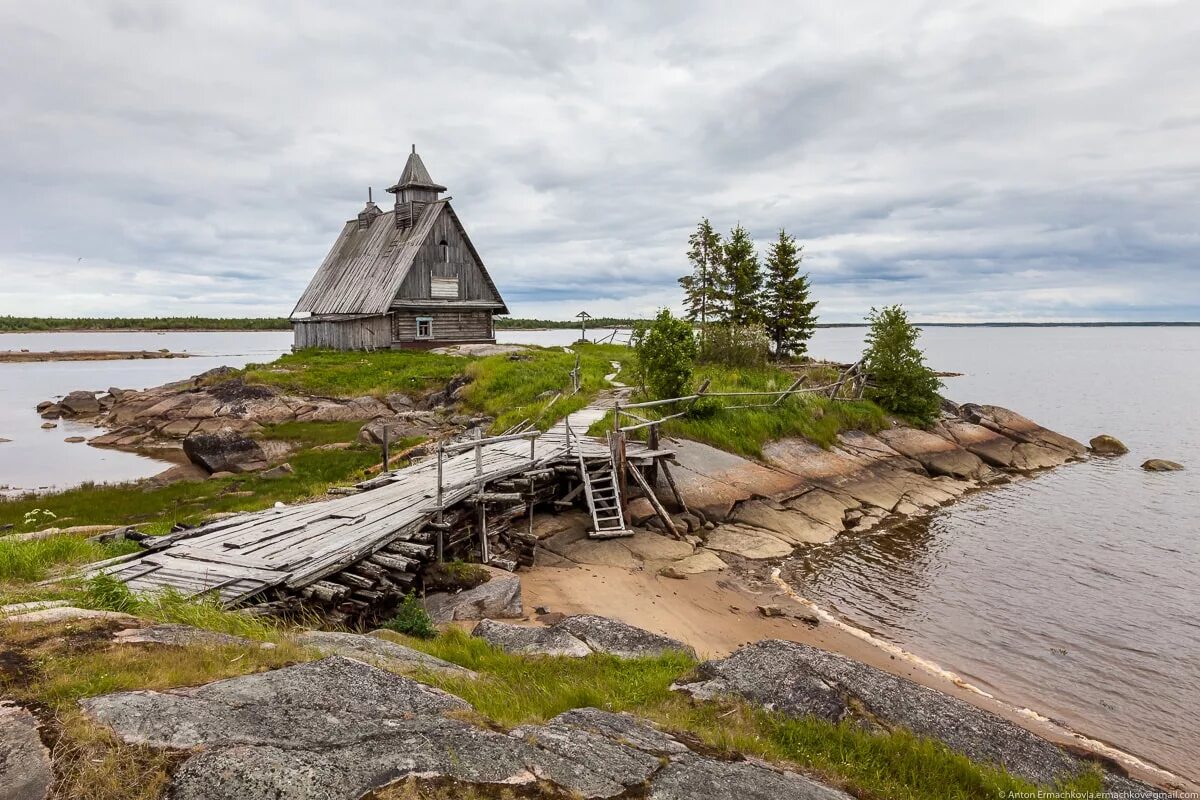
[0,0,1196,321]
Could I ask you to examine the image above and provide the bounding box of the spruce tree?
[721,224,762,327]
[678,218,725,335]
[861,305,943,425]
[762,228,818,358]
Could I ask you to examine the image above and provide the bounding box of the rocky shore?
[1,349,188,362]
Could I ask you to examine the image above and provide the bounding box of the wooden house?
[291,147,508,350]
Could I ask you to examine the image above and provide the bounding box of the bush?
[699,323,770,367]
[381,592,438,639]
[861,305,943,425]
[633,309,697,400]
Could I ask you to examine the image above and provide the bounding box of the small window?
[439,239,449,263]
[416,317,433,339]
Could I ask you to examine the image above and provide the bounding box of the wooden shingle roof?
[291,202,508,316]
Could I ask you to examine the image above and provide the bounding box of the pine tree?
[762,228,818,358]
[721,224,762,327]
[678,218,725,335]
[861,305,943,425]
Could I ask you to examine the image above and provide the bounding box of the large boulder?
[959,404,1086,459]
[1089,434,1129,456]
[81,659,851,800]
[182,428,294,473]
[472,619,593,657]
[0,702,52,800]
[60,389,102,417]
[556,614,697,659]
[674,640,1148,792]
[423,565,522,623]
[357,418,427,447]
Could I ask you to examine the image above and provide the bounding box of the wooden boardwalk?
[86,402,640,607]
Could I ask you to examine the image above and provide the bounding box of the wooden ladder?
[565,417,633,539]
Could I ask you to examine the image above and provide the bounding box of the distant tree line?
[678,218,818,360]
[0,316,292,332]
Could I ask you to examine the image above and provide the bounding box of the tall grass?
[0,534,140,583]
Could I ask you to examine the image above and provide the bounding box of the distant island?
[1,314,1197,332]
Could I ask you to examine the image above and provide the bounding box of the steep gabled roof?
[291,202,508,317]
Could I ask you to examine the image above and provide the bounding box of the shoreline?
[518,558,1192,791]
[0,349,191,362]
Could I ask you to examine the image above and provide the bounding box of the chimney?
[356,186,381,230]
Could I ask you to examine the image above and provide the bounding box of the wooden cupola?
[388,145,447,230]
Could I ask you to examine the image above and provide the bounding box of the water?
[0,331,293,493]
[788,326,1200,780]
[2,324,1196,778]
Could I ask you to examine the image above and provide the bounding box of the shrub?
[699,323,770,367]
[632,309,697,400]
[861,305,943,425]
[381,592,438,639]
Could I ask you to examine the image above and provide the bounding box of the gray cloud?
[0,0,1196,321]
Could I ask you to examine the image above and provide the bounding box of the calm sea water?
[0,331,293,493]
[1,325,1195,778]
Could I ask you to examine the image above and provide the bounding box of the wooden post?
[659,460,689,515]
[613,399,620,433]
[772,376,807,406]
[435,443,444,521]
[478,503,490,563]
[611,430,629,523]
[647,423,660,487]
[381,425,390,472]
[626,463,680,539]
[473,426,483,480]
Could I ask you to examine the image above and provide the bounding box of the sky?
[1,1,1197,323]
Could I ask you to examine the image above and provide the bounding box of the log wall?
[292,315,392,350]
[392,309,493,345]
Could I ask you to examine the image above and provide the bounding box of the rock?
[556,614,696,659]
[0,702,53,800]
[60,389,101,416]
[673,640,1111,787]
[1088,434,1129,456]
[37,403,61,419]
[260,462,294,479]
[472,619,592,657]
[649,754,850,800]
[757,604,785,618]
[620,531,694,562]
[0,600,71,616]
[424,565,522,623]
[0,437,10,444]
[113,624,272,649]
[182,428,294,473]
[40,422,56,429]
[626,496,657,526]
[296,630,476,677]
[959,404,1087,459]
[660,549,727,576]
[1141,459,1183,471]
[1,606,138,624]
[666,438,805,519]
[384,392,415,411]
[875,427,992,481]
[63,435,85,443]
[209,471,236,479]
[357,418,426,446]
[35,400,54,412]
[81,656,852,800]
[558,538,641,568]
[704,524,793,560]
[730,498,840,545]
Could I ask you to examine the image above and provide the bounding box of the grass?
[241,348,469,397]
[0,534,141,583]
[594,361,887,458]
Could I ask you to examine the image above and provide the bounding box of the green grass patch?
[255,420,367,446]
[241,348,469,397]
[0,534,140,583]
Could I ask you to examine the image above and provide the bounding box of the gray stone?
[296,630,475,676]
[556,614,697,659]
[673,640,1103,787]
[1142,458,1183,471]
[357,418,426,446]
[649,754,852,800]
[471,618,592,657]
[63,435,86,443]
[1088,434,1129,455]
[548,708,690,755]
[2,606,138,624]
[260,462,294,478]
[61,389,102,416]
[0,702,53,800]
[383,392,415,411]
[424,566,522,623]
[113,624,272,649]
[182,428,293,473]
[510,719,663,797]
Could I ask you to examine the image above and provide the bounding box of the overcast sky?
[1,1,1197,322]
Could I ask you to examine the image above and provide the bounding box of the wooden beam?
[659,460,689,516]
[625,463,680,539]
